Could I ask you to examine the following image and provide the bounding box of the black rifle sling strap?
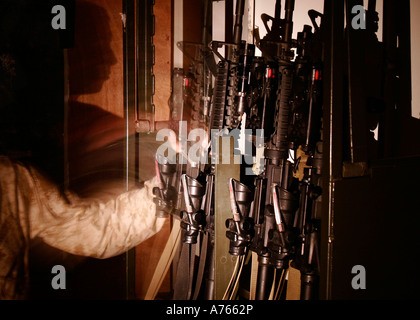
[188,242,197,299]
[173,240,197,300]
[173,241,189,299]
[192,231,209,299]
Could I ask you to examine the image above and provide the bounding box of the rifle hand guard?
[225,178,254,256]
[225,217,254,256]
[179,174,206,244]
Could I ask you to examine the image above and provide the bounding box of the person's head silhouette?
[68,1,117,96]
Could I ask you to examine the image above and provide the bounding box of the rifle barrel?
[233,0,245,45]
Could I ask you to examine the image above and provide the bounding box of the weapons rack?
[125,0,420,300]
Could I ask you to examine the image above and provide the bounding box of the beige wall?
[153,0,172,122]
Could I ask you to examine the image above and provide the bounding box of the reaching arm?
[22,162,167,259]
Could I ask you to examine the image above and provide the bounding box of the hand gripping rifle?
[150,0,216,300]
[150,0,257,299]
[150,0,259,300]
[171,0,259,299]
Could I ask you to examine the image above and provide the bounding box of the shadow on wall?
[66,0,160,197]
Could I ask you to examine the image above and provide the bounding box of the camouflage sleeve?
[25,164,167,259]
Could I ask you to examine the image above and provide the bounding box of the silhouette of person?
[0,0,167,299]
[67,1,131,190]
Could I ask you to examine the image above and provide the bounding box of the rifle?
[165,0,258,300]
[257,1,324,300]
[222,0,299,300]
[152,0,217,300]
[224,0,325,300]
[289,21,324,300]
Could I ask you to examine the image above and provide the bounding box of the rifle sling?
[173,239,197,300]
[192,231,209,300]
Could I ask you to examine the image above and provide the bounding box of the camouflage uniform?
[0,156,165,299]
